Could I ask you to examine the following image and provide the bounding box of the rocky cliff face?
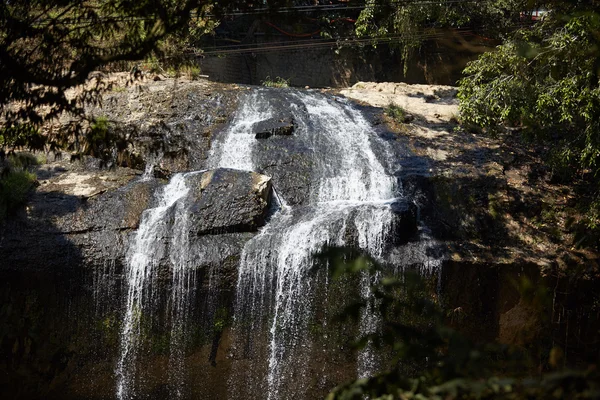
[0,77,247,399]
[1,77,598,400]
[1,79,422,399]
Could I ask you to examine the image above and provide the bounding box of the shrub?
[324,248,599,400]
[458,11,600,250]
[0,170,37,221]
[182,65,202,80]
[0,124,45,152]
[458,13,600,177]
[385,103,406,123]
[261,76,290,88]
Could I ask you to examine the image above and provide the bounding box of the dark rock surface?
[389,200,419,244]
[0,162,153,271]
[186,168,274,235]
[253,116,296,139]
[79,76,240,174]
[0,82,435,400]
[1,77,599,400]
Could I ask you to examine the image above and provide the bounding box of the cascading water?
[116,174,190,399]
[115,87,439,400]
[167,178,198,399]
[116,171,205,400]
[208,90,273,171]
[211,90,401,399]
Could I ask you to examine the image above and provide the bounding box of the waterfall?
[212,90,400,399]
[116,174,190,399]
[167,177,196,399]
[116,172,204,400]
[208,90,273,171]
[114,87,439,399]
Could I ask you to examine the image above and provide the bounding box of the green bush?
[84,116,111,158]
[458,13,600,177]
[323,248,599,400]
[182,64,202,80]
[385,103,406,123]
[7,153,39,170]
[354,0,527,75]
[0,124,45,152]
[0,170,37,221]
[261,76,290,88]
[458,11,600,249]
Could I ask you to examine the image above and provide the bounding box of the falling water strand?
[141,151,163,181]
[228,90,399,399]
[93,258,117,314]
[167,178,199,399]
[357,270,381,379]
[208,90,273,170]
[116,173,191,400]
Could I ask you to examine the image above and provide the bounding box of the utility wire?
[183,20,528,55]
[27,0,498,26]
[219,0,489,16]
[198,28,506,56]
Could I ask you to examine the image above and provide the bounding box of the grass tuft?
[385,103,406,123]
[0,169,37,221]
[261,76,290,88]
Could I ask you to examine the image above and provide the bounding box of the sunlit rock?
[187,168,273,235]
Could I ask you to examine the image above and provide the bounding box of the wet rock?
[83,78,238,173]
[0,167,155,273]
[254,117,296,139]
[186,168,273,234]
[433,87,458,98]
[152,165,171,179]
[498,299,542,346]
[390,200,419,244]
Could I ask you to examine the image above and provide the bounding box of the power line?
[217,0,496,16]
[18,0,529,59]
[27,0,495,26]
[198,28,502,56]
[187,19,528,56]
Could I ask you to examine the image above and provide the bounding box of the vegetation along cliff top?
[1,1,599,400]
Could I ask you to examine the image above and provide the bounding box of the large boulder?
[253,116,296,139]
[187,168,274,235]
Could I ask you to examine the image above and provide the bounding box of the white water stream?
[116,174,191,399]
[116,171,205,399]
[212,90,398,399]
[115,88,438,399]
[208,90,273,171]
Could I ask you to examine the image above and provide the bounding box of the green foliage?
[7,153,40,170]
[322,248,599,400]
[81,116,134,167]
[572,194,600,250]
[0,124,45,152]
[213,307,229,333]
[98,312,121,348]
[0,1,287,163]
[0,1,213,165]
[84,116,112,159]
[163,63,202,80]
[458,8,600,249]
[0,168,37,222]
[261,76,290,88]
[182,64,202,80]
[355,0,527,74]
[147,3,217,70]
[385,103,406,123]
[459,11,600,174]
[0,1,175,124]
